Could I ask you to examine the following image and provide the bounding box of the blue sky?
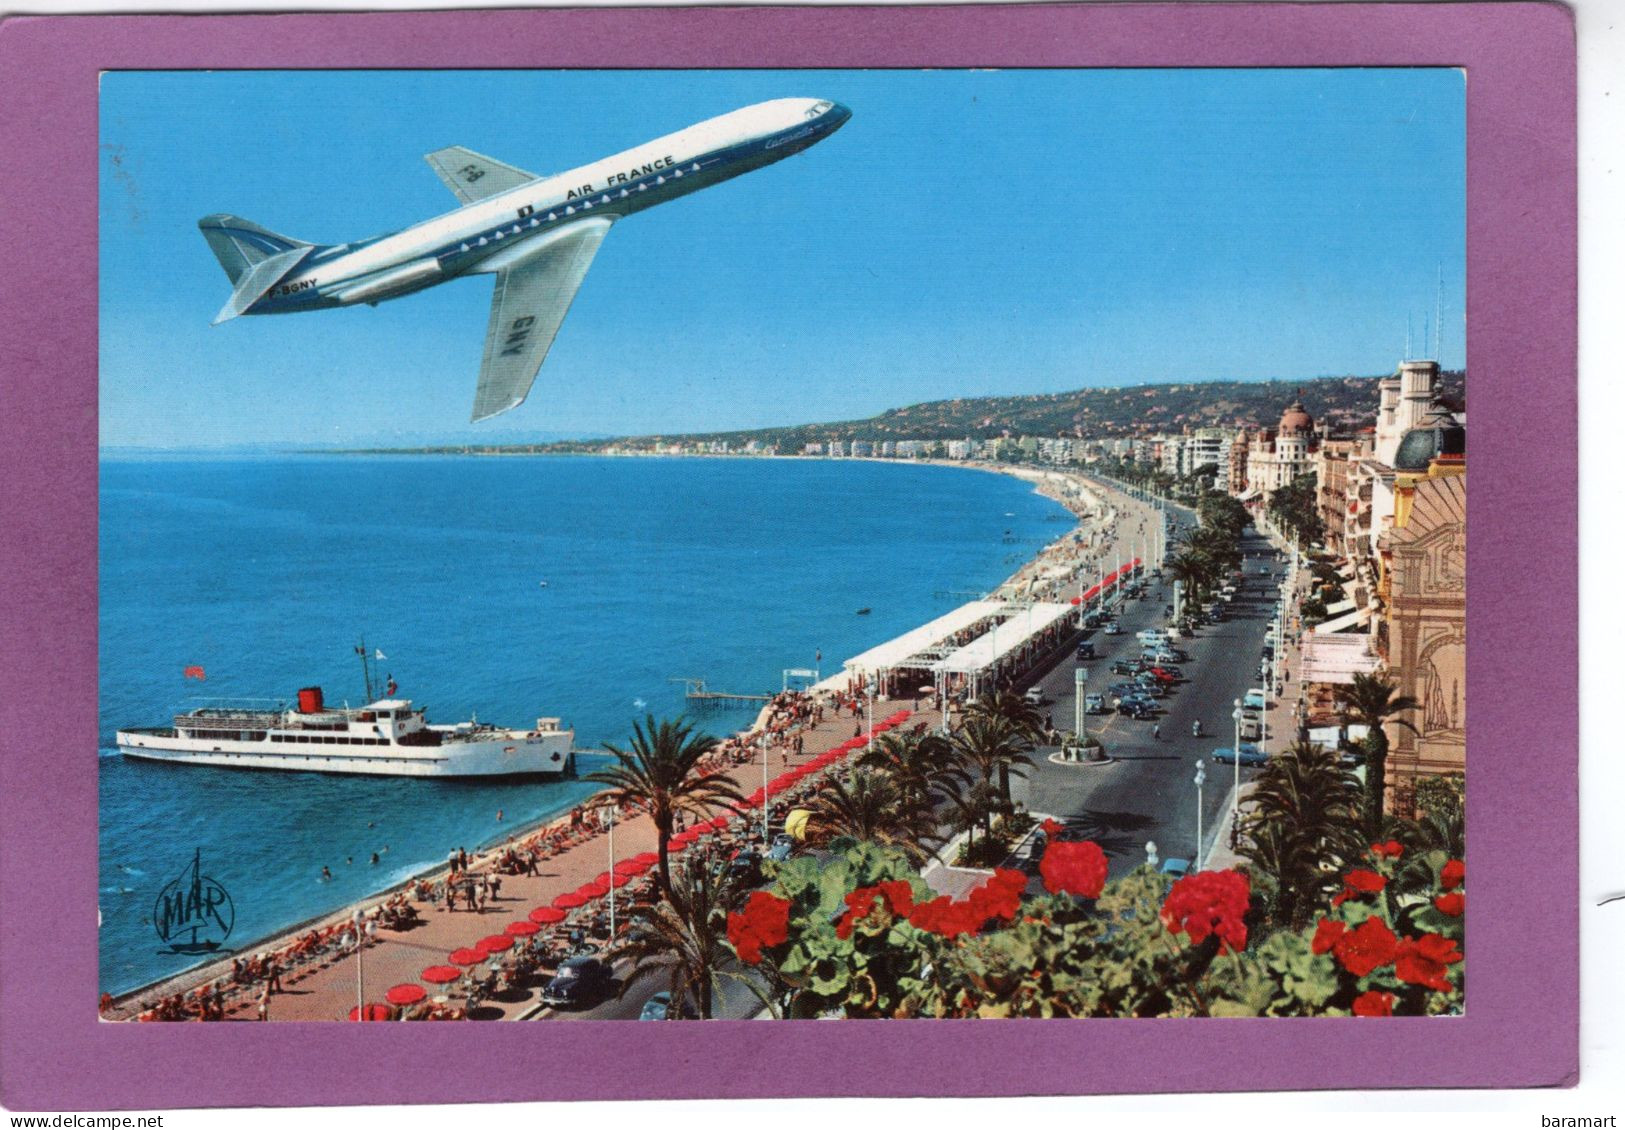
[99,68,1464,448]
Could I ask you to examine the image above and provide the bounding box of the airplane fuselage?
[250,98,851,315]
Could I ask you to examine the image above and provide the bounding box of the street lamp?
[1231,698,1244,833]
[759,730,769,842]
[1193,760,1207,866]
[607,802,616,943]
[351,908,377,1021]
[1145,840,1159,869]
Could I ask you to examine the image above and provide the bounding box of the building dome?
[1393,403,1466,472]
[1278,397,1314,436]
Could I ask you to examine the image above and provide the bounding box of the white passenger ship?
[117,658,574,778]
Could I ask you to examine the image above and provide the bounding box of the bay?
[97,454,1067,994]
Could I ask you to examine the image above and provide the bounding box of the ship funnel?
[297,686,324,714]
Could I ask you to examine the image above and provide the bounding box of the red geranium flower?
[1333,868,1387,907]
[1433,892,1465,917]
[1160,870,1250,953]
[1370,840,1404,860]
[726,891,791,965]
[1311,918,1346,955]
[968,868,1028,922]
[1039,839,1109,899]
[835,880,917,939]
[1352,990,1395,1017]
[1440,859,1465,891]
[1333,916,1398,978]
[1040,818,1064,838]
[908,895,981,939]
[1395,933,1462,992]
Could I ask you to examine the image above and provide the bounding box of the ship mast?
[355,640,377,703]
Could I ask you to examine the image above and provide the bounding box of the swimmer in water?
[369,852,380,866]
[496,810,503,822]
[321,866,332,882]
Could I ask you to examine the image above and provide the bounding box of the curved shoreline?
[102,458,1105,1013]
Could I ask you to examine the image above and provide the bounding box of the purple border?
[0,2,1576,1109]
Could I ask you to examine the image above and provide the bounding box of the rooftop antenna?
[1434,261,1444,362]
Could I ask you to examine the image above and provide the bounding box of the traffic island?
[1049,737,1111,767]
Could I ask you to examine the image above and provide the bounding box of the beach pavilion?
[839,600,1012,696]
[930,601,1078,704]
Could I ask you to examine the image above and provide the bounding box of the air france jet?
[199,98,851,422]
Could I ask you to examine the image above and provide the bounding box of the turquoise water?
[97,454,1067,994]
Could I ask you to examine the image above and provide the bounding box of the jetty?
[672,677,773,705]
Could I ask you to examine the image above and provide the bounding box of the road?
[1011,488,1287,875]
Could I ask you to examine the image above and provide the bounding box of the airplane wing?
[470,217,614,423]
[424,146,541,205]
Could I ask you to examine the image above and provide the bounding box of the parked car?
[1075,641,1096,660]
[542,956,614,1008]
[767,833,796,862]
[1112,659,1144,676]
[1103,621,1121,635]
[1244,689,1267,711]
[727,849,763,886]
[1084,693,1107,715]
[1148,666,1180,682]
[1107,681,1141,699]
[1119,699,1157,720]
[1023,686,1045,706]
[1159,857,1191,879]
[1210,745,1268,767]
[638,991,698,1021]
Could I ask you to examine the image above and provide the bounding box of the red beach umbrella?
[580,879,610,898]
[505,920,540,936]
[529,906,567,924]
[632,852,658,865]
[477,934,515,953]
[385,983,426,1006]
[552,892,587,910]
[421,965,463,984]
[448,948,485,965]
[348,1003,393,1021]
[614,859,647,876]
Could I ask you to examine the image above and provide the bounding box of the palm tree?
[608,857,741,1019]
[1165,549,1214,613]
[1237,739,1366,928]
[1335,673,1421,836]
[946,715,1034,840]
[804,770,941,864]
[965,690,1045,801]
[855,730,958,816]
[587,714,745,900]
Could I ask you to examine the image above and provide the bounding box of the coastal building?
[1245,396,1318,497]
[1227,428,1250,496]
[946,439,974,460]
[895,440,922,458]
[803,442,824,456]
[1314,432,1368,553]
[828,440,846,458]
[879,440,896,457]
[1374,405,1466,816]
[850,440,873,457]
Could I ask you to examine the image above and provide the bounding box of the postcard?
[0,1,1577,1110]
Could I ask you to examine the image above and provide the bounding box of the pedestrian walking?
[257,980,271,1022]
[1151,722,1161,740]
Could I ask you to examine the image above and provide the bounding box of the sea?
[98,454,1069,995]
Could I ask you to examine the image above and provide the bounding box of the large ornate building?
[1377,404,1466,815]
[1242,396,1318,497]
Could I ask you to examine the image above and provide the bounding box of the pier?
[672,677,773,705]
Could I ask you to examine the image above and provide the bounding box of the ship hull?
[115,729,573,779]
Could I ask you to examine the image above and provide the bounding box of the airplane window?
[805,101,833,119]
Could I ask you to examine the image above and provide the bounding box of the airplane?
[198,97,851,422]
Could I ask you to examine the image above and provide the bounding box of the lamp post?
[607,803,616,943]
[351,908,376,1021]
[1074,665,1088,758]
[1193,760,1207,866]
[865,677,876,750]
[759,731,769,842]
[1231,697,1244,829]
[1145,840,1159,869]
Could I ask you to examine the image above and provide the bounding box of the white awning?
[933,602,1077,676]
[1299,632,1381,683]
[1324,598,1356,616]
[1313,606,1371,634]
[842,600,1006,675]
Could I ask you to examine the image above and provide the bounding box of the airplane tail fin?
[198,214,315,285]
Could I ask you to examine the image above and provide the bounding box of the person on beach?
[465,882,478,913]
[257,980,271,1022]
[266,955,282,993]
[444,881,456,913]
